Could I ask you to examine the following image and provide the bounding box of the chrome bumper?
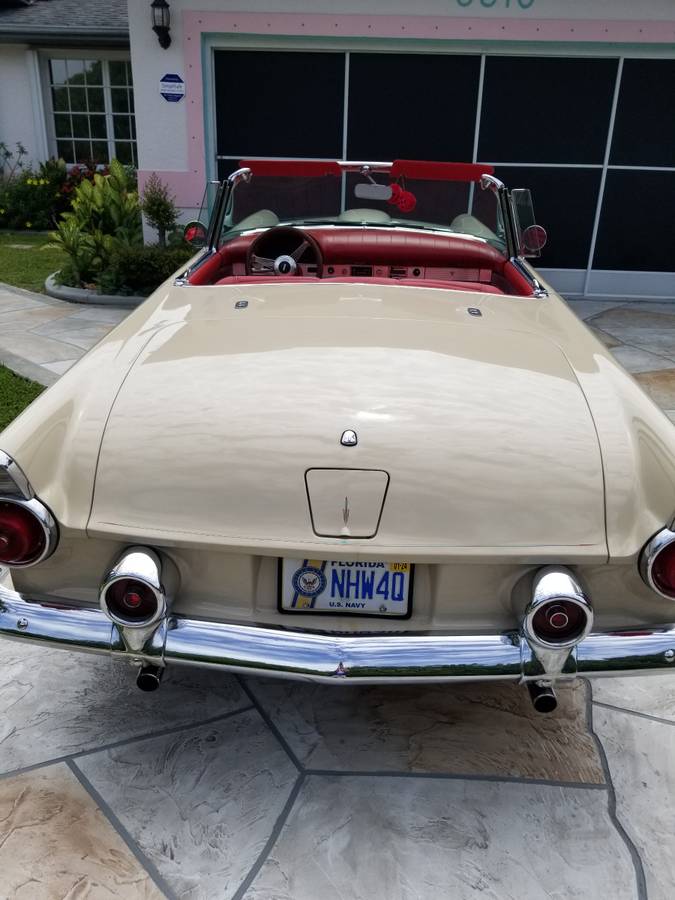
[1,584,675,683]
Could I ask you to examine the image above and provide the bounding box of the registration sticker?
[279,559,413,617]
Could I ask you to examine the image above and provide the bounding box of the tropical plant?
[0,141,28,182]
[141,172,179,247]
[50,159,142,286]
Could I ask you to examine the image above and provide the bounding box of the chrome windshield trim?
[510,257,549,298]
[2,583,675,683]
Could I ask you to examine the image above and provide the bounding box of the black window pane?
[480,57,617,164]
[129,90,135,113]
[50,60,67,85]
[91,141,109,163]
[52,86,69,112]
[593,170,675,272]
[113,116,130,140]
[66,59,86,82]
[71,114,90,139]
[73,140,93,163]
[54,114,71,139]
[111,88,129,113]
[495,166,601,269]
[347,53,480,161]
[87,87,104,113]
[56,139,74,163]
[214,50,345,158]
[109,61,128,86]
[114,142,133,165]
[90,115,107,139]
[610,60,675,167]
[69,87,86,112]
[84,60,103,85]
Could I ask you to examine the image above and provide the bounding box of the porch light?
[151,0,171,50]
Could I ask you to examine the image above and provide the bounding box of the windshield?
[216,162,507,255]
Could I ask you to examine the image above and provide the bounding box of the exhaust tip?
[136,664,163,692]
[527,681,558,714]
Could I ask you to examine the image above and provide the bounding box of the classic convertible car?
[2,158,675,713]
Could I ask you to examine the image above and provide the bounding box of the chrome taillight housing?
[0,451,58,567]
[640,528,675,600]
[524,567,593,649]
[100,547,167,628]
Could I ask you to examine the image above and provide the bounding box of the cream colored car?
[2,159,675,713]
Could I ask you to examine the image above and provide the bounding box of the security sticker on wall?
[159,73,185,102]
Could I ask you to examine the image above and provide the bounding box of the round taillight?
[0,500,47,565]
[103,578,159,626]
[650,542,675,598]
[530,599,590,645]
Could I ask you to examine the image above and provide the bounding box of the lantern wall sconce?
[151,0,172,50]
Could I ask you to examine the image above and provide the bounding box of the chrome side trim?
[639,527,675,600]
[0,450,34,500]
[2,582,675,684]
[0,496,59,567]
[509,257,549,298]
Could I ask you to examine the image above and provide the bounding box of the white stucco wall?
[0,44,47,168]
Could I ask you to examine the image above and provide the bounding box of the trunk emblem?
[341,429,358,446]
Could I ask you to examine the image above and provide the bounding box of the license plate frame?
[277,558,414,619]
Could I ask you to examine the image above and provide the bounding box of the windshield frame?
[209,160,518,258]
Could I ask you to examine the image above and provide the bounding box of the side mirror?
[183,220,207,247]
[522,224,548,254]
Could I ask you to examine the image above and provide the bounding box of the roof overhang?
[0,25,129,47]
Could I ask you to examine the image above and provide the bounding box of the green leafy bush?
[50,159,142,286]
[97,243,194,296]
[0,157,106,231]
[141,172,179,247]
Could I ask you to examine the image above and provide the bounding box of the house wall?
[0,44,47,166]
[124,2,675,297]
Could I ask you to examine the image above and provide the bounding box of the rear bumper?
[1,584,675,683]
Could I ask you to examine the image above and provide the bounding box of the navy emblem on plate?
[292,565,326,598]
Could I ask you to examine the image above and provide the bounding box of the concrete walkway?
[1,282,675,899]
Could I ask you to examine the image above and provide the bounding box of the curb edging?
[44,273,145,309]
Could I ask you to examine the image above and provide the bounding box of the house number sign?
[455,1,536,8]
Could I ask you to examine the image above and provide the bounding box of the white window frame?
[39,49,136,167]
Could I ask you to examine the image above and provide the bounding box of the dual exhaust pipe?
[99,551,593,711]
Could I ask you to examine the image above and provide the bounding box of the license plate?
[279,559,413,617]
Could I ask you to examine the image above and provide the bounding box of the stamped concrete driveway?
[1,284,675,899]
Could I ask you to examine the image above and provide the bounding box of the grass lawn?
[0,364,44,432]
[0,230,65,293]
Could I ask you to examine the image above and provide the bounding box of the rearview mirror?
[354,183,393,201]
[183,220,207,247]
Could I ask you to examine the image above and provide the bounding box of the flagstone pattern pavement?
[1,282,675,898]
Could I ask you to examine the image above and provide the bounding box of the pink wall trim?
[141,10,675,208]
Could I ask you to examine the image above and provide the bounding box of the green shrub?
[97,243,194,296]
[50,159,142,286]
[0,157,105,231]
[141,172,179,247]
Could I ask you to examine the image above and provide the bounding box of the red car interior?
[188,228,534,296]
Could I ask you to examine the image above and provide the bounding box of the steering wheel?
[246,226,323,277]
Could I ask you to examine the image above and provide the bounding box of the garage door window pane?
[214,50,345,159]
[610,60,675,167]
[593,171,675,272]
[495,166,602,269]
[480,57,617,164]
[348,53,480,161]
